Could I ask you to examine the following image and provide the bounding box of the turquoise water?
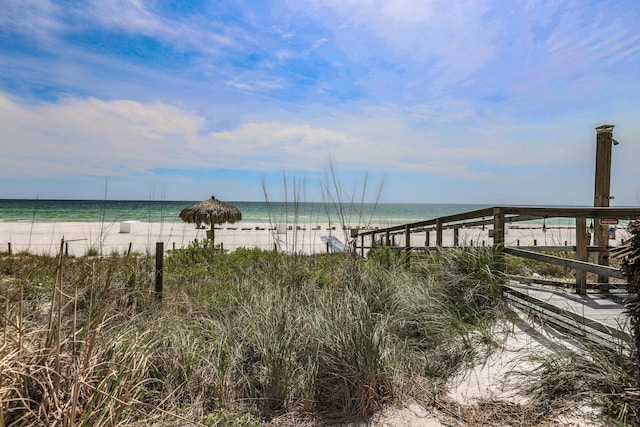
[0,199,489,225]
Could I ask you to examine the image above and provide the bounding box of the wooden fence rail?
[353,206,640,295]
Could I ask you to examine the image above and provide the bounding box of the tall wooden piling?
[594,124,615,285]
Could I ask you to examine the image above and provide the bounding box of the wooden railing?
[352,206,640,295]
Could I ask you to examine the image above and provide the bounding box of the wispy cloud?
[79,0,239,53]
[0,0,65,44]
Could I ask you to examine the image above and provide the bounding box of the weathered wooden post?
[436,219,443,247]
[8,242,12,255]
[493,208,505,274]
[594,124,615,285]
[385,229,390,247]
[155,242,164,302]
[575,217,588,295]
[425,230,430,247]
[361,234,365,258]
[453,227,459,247]
[405,224,411,267]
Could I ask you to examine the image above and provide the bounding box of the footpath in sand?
[370,310,611,426]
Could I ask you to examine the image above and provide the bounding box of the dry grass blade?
[79,380,209,427]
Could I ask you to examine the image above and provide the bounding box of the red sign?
[600,219,619,225]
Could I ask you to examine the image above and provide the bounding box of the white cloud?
[224,76,285,91]
[0,93,203,176]
[0,91,541,185]
[298,0,498,91]
[195,123,357,170]
[1,0,242,58]
[0,0,64,42]
[0,93,361,178]
[80,0,238,53]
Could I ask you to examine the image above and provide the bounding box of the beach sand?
[0,221,630,257]
[371,310,607,426]
[0,221,353,256]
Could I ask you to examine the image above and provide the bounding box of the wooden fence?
[352,206,640,295]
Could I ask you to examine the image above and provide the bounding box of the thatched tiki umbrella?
[179,197,242,245]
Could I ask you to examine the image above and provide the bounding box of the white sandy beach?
[0,221,370,256]
[0,221,630,257]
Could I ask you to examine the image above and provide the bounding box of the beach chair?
[320,236,346,252]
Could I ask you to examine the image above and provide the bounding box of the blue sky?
[1,0,639,204]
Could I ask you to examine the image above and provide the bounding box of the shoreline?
[0,221,630,257]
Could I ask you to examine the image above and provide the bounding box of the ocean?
[0,199,489,225]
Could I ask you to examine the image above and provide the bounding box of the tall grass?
[520,342,637,425]
[261,164,384,254]
[320,161,385,244]
[1,242,508,425]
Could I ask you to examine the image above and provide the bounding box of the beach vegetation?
[518,341,637,425]
[1,244,508,425]
[85,246,99,257]
[0,238,636,425]
[367,246,405,269]
[504,252,575,280]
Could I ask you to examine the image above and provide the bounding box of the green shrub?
[367,246,405,269]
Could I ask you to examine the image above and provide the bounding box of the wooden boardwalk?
[504,282,631,347]
[350,201,639,347]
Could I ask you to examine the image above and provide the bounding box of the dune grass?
[2,240,637,425]
[0,243,508,425]
[522,343,638,425]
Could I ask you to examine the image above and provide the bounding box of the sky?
[1,0,639,205]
